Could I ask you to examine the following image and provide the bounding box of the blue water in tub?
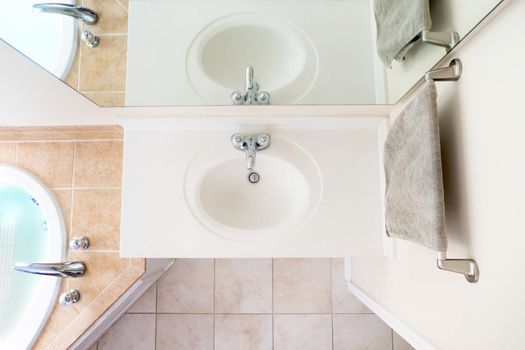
[0,185,48,339]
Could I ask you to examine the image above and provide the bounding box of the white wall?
[0,40,114,126]
[351,1,525,349]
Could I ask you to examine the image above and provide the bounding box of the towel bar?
[436,251,479,283]
[421,30,460,51]
[425,58,462,82]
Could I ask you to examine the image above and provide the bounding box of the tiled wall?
[65,0,129,107]
[91,258,415,350]
[0,126,144,349]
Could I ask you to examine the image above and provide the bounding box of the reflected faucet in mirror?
[231,66,271,105]
[32,3,99,25]
[0,0,503,106]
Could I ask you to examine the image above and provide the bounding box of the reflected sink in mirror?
[0,0,506,106]
[185,136,322,242]
[187,14,318,104]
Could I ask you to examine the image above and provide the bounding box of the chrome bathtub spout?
[32,3,99,25]
[14,261,86,278]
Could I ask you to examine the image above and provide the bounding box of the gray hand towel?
[374,0,432,67]
[384,80,447,252]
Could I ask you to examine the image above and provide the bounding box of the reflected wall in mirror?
[0,0,503,107]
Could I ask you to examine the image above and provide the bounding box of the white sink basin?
[186,14,318,104]
[185,136,321,241]
[120,117,387,258]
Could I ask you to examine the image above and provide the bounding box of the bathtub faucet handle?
[59,289,80,306]
[70,236,90,250]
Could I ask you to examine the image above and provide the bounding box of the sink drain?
[248,172,260,184]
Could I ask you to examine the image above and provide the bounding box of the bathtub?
[0,0,77,79]
[0,165,66,350]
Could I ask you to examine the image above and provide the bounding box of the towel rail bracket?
[422,30,460,51]
[425,58,462,82]
[436,251,479,283]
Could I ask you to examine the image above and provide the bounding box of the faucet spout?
[245,65,255,90]
[32,3,99,25]
[231,133,271,172]
[231,66,270,105]
[14,261,86,278]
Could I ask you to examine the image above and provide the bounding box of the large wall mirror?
[1,0,503,107]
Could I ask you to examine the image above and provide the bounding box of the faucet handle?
[255,91,270,105]
[231,134,244,148]
[256,133,271,149]
[245,65,254,90]
[59,289,80,306]
[70,236,90,250]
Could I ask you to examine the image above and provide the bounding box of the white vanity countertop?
[119,116,388,258]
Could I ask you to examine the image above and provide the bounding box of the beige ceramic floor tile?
[157,259,214,313]
[0,143,16,163]
[53,190,72,236]
[127,283,157,313]
[68,252,129,313]
[215,258,272,313]
[79,35,127,91]
[273,258,331,313]
[332,258,372,313]
[74,141,123,187]
[156,314,213,350]
[71,189,121,250]
[98,314,155,350]
[394,332,416,350]
[215,314,272,350]
[274,314,332,350]
[32,283,79,349]
[83,92,125,107]
[82,0,128,34]
[16,142,74,188]
[333,314,392,350]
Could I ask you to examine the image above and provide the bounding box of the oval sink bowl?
[185,136,322,242]
[187,14,318,104]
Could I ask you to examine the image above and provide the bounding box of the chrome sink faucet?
[231,133,271,171]
[231,66,270,105]
[14,261,86,278]
[32,3,99,25]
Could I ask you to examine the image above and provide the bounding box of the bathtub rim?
[0,164,66,350]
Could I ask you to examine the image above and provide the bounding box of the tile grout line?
[150,312,373,315]
[272,258,274,350]
[54,186,122,191]
[69,142,77,260]
[80,90,126,94]
[0,139,123,144]
[155,280,159,350]
[114,0,129,13]
[330,258,335,350]
[213,258,216,350]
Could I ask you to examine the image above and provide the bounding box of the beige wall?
[352,1,525,349]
